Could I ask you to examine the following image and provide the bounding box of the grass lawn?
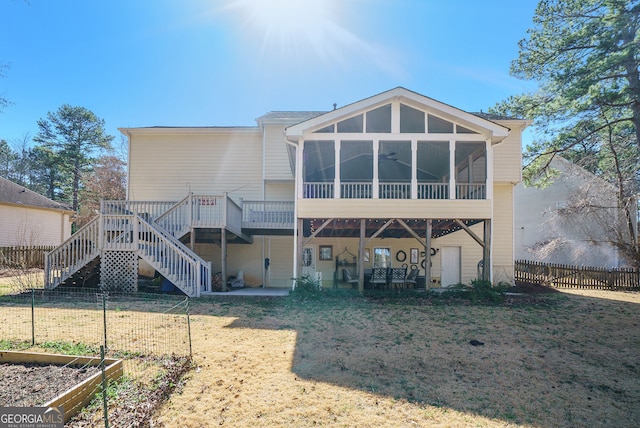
[1,270,637,427]
[152,287,640,427]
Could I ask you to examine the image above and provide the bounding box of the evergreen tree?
[492,0,640,266]
[33,104,114,212]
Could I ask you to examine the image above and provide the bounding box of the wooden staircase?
[45,199,211,297]
[44,194,295,297]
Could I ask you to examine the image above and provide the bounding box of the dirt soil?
[0,362,100,407]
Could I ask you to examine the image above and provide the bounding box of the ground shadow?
[214,288,640,428]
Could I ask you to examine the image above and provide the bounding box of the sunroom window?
[417,141,450,199]
[337,114,363,133]
[428,115,454,133]
[303,140,335,198]
[365,104,391,133]
[455,141,486,199]
[341,141,373,198]
[400,104,425,133]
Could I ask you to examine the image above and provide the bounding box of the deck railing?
[45,217,100,289]
[101,200,177,221]
[380,182,411,199]
[224,197,243,233]
[191,195,225,228]
[417,183,449,200]
[304,182,334,199]
[341,182,372,199]
[242,201,295,228]
[456,183,486,200]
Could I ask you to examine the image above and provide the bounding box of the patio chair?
[389,266,407,289]
[342,269,359,289]
[369,267,388,290]
[405,266,419,289]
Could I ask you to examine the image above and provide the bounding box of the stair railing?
[155,194,193,239]
[135,214,211,297]
[45,216,100,289]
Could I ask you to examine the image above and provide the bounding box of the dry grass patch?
[153,289,640,427]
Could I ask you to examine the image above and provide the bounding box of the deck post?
[296,218,304,287]
[425,219,432,288]
[483,219,491,281]
[221,228,227,292]
[358,219,365,293]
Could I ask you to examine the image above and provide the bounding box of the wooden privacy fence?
[0,245,56,269]
[515,260,639,290]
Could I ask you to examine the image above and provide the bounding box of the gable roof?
[0,177,73,212]
[256,111,327,127]
[285,87,512,143]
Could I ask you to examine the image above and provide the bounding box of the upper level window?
[428,115,454,133]
[400,104,425,133]
[315,124,335,133]
[337,114,363,133]
[366,104,391,133]
[303,141,335,182]
[456,124,478,134]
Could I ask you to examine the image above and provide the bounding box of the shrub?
[290,275,322,299]
[436,279,509,304]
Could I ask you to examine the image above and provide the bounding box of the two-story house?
[45,88,529,296]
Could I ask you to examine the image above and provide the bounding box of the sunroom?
[287,90,508,204]
[285,87,511,290]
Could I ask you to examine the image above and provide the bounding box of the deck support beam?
[483,220,491,281]
[358,219,366,293]
[425,219,432,288]
[221,228,227,292]
[296,218,304,286]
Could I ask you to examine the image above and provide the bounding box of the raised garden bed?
[0,351,123,423]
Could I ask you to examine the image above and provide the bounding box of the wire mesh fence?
[0,285,193,426]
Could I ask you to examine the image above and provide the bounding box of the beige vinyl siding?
[432,226,484,285]
[266,236,294,288]
[492,184,515,283]
[297,199,492,220]
[195,239,265,287]
[128,130,263,202]
[265,181,294,201]
[264,125,294,180]
[306,235,484,288]
[492,122,523,183]
[0,204,71,246]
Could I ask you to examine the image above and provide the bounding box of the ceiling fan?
[378,151,398,162]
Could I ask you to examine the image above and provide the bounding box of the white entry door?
[440,246,461,287]
[302,245,316,279]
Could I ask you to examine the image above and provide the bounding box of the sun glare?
[220,0,405,78]
[238,0,333,33]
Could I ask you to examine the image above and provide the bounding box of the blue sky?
[0,0,539,146]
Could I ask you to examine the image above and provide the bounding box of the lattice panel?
[100,251,138,293]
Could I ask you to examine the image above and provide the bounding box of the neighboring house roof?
[256,111,327,124]
[471,111,521,121]
[0,177,73,212]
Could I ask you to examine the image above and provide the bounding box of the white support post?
[411,139,417,199]
[334,139,341,199]
[373,139,380,198]
[485,139,493,200]
[297,139,305,199]
[449,139,456,199]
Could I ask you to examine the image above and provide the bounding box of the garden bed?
[0,351,123,423]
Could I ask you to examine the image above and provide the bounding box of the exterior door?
[302,245,316,279]
[440,246,461,287]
